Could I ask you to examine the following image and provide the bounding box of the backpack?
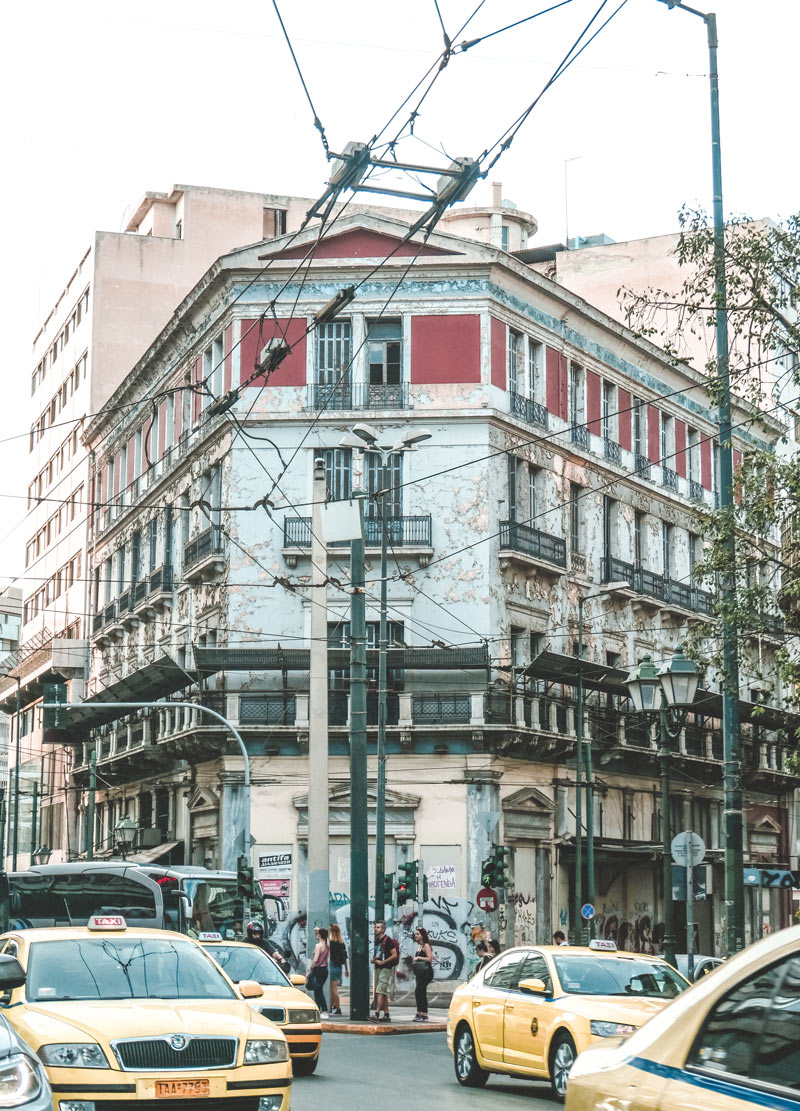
[330,939,348,966]
[381,935,399,967]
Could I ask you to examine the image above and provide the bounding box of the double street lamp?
[625,647,699,968]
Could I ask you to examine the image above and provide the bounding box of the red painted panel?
[618,388,631,451]
[586,370,601,436]
[410,315,481,383]
[674,419,687,477]
[223,324,233,393]
[700,436,712,489]
[648,404,660,462]
[266,228,458,260]
[490,317,506,390]
[546,347,561,416]
[240,318,307,387]
[158,400,167,458]
[126,436,135,483]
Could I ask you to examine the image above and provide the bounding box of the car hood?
[18,999,281,1046]
[256,986,314,1008]
[565,994,673,1026]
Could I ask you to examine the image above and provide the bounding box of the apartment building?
[66,209,796,973]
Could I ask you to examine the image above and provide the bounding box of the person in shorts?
[328,922,348,1016]
[371,919,399,1022]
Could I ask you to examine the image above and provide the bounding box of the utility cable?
[270,0,331,157]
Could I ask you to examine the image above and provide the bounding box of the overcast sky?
[1,0,797,582]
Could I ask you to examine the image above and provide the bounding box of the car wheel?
[454,1025,489,1088]
[293,1056,319,1076]
[549,1033,577,1102]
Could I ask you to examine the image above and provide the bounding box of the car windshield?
[204,944,289,986]
[26,937,237,1002]
[552,955,687,998]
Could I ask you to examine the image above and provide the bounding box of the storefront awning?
[128,840,183,865]
[193,645,489,673]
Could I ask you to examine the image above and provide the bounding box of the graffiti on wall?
[557,902,661,955]
[511,891,536,945]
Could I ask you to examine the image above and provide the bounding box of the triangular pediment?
[262,226,460,261]
[503,786,555,813]
[752,814,781,834]
[293,784,420,810]
[187,785,219,811]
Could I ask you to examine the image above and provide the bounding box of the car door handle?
[505,1002,515,1010]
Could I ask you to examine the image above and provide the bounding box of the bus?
[5,863,262,936]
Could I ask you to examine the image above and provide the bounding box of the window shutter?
[674,420,687,477]
[617,388,631,451]
[586,370,601,436]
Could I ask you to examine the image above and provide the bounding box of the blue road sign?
[581,903,595,920]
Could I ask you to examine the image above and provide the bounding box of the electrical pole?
[307,459,330,938]
[86,749,96,861]
[11,678,20,870]
[349,492,370,1020]
[373,458,389,929]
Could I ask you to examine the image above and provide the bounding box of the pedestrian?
[328,922,349,1016]
[474,941,491,970]
[371,919,399,1022]
[412,926,434,1020]
[488,939,502,957]
[553,930,568,946]
[308,926,330,1016]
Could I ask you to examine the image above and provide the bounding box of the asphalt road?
[292,1032,559,1111]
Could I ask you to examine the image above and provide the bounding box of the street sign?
[581,903,595,920]
[477,887,499,912]
[671,831,706,868]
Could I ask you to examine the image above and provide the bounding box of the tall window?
[315,320,352,407]
[602,380,616,442]
[164,507,174,569]
[689,532,701,579]
[120,443,128,506]
[634,510,645,567]
[527,464,538,524]
[687,426,699,484]
[315,448,352,502]
[366,320,402,404]
[569,363,585,424]
[528,339,543,400]
[661,412,674,466]
[508,330,521,394]
[149,517,158,571]
[507,455,520,522]
[569,483,582,554]
[130,530,141,584]
[603,496,615,563]
[116,546,126,596]
[103,557,113,604]
[365,452,402,520]
[633,398,644,458]
[662,522,673,578]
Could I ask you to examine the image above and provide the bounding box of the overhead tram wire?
[454,0,576,53]
[271,0,331,157]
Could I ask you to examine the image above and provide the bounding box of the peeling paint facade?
[63,211,796,962]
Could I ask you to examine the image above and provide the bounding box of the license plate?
[155,1080,211,1098]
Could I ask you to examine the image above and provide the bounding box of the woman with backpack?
[412,926,434,1021]
[328,922,349,1016]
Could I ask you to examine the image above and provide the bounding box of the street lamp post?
[114,815,137,861]
[576,583,630,941]
[656,0,744,957]
[625,648,698,968]
[0,675,23,871]
[341,424,431,928]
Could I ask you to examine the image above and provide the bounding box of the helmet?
[246,920,265,939]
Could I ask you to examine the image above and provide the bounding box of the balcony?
[308,382,353,411]
[662,466,679,492]
[601,556,714,616]
[499,520,567,577]
[412,693,471,725]
[283,514,433,566]
[635,453,651,480]
[148,564,174,608]
[571,425,590,450]
[132,578,149,613]
[360,383,410,410]
[184,527,225,582]
[240,694,297,726]
[603,438,622,465]
[690,479,704,500]
[510,392,548,431]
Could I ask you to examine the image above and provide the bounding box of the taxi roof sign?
[87,914,127,931]
[588,939,617,951]
[198,932,223,942]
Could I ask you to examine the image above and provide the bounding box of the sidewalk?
[320,999,449,1034]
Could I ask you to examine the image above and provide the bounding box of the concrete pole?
[86,749,97,862]
[307,459,330,938]
[373,453,389,929]
[349,493,370,1020]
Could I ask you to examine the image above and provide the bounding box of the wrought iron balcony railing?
[604,438,622,465]
[184,527,224,573]
[499,520,567,568]
[662,466,679,492]
[635,453,651,480]
[601,556,714,614]
[284,515,432,549]
[689,479,704,500]
[510,392,548,430]
[571,424,590,450]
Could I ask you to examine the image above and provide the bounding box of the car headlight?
[590,1020,637,1038]
[288,1009,319,1025]
[39,1044,110,1069]
[244,1040,289,1064]
[0,1055,43,1106]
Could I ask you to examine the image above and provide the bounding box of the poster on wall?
[257,850,292,899]
[427,864,456,892]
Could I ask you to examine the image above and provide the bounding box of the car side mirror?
[0,955,25,991]
[238,980,263,999]
[290,974,306,987]
[518,977,547,994]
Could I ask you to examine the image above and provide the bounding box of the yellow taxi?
[198,936,322,1076]
[566,924,800,1111]
[448,940,689,1101]
[0,915,293,1111]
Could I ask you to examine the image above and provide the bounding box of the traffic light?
[236,854,254,901]
[481,857,495,886]
[421,874,429,903]
[397,859,418,904]
[493,845,510,888]
[42,682,68,729]
[382,873,394,908]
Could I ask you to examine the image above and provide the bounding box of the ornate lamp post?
[114,815,138,861]
[625,647,698,967]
